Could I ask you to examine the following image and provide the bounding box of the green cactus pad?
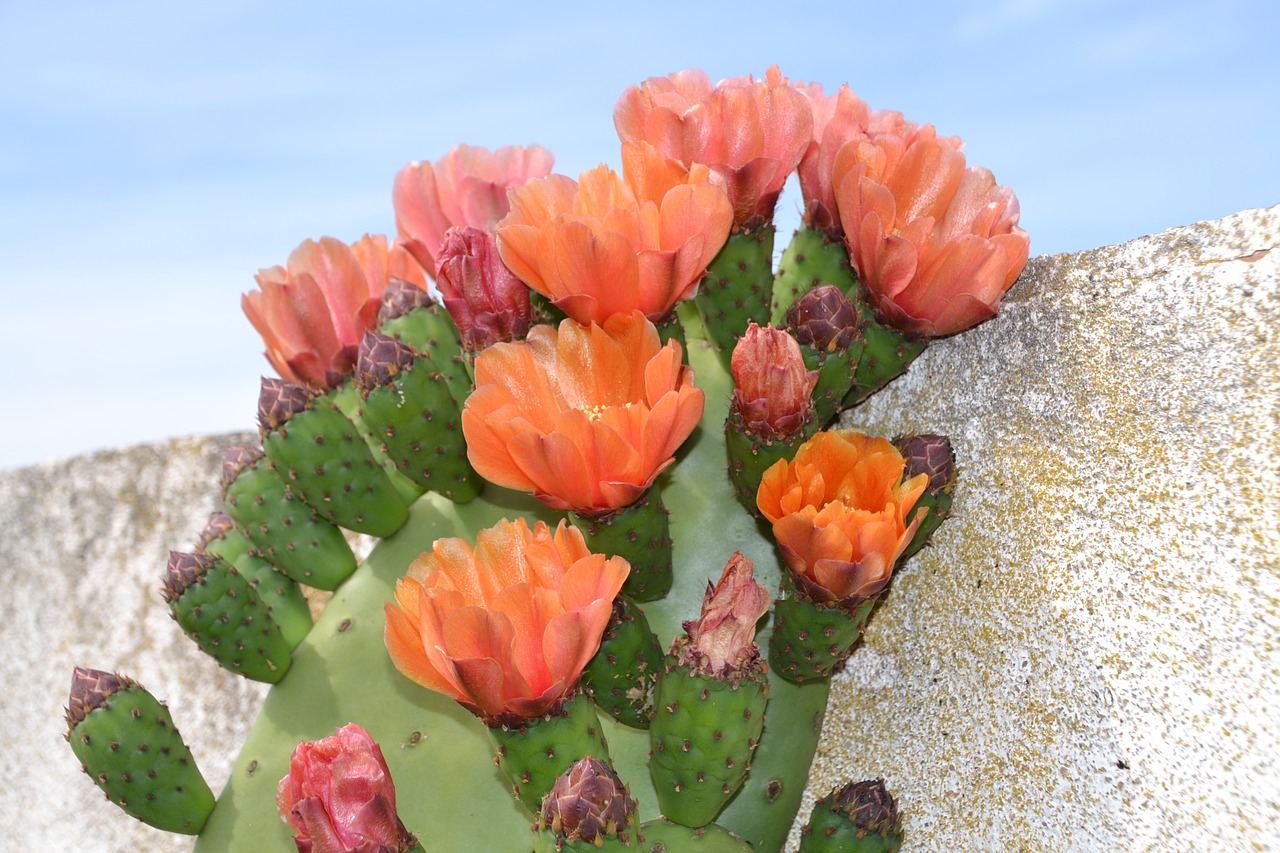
[649,659,767,828]
[199,518,312,650]
[771,226,858,325]
[638,818,755,852]
[194,340,831,853]
[769,594,878,685]
[573,488,672,602]
[724,413,814,515]
[488,691,610,813]
[262,389,410,538]
[164,553,293,683]
[583,597,664,729]
[222,450,357,591]
[798,779,904,853]
[799,340,863,429]
[842,307,925,409]
[67,674,214,835]
[695,227,776,369]
[379,301,472,408]
[358,353,482,503]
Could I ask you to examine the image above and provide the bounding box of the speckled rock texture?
[811,204,1279,851]
[5,207,1277,851]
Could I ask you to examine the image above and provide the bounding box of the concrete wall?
[6,205,1277,851]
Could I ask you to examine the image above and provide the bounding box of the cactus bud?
[377,276,435,325]
[257,377,314,432]
[893,434,957,561]
[436,226,532,351]
[786,284,859,353]
[355,331,418,391]
[799,778,903,852]
[538,757,638,848]
[220,444,264,492]
[730,323,817,440]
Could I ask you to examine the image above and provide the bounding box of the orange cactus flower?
[757,430,928,604]
[832,123,1030,338]
[462,311,704,513]
[495,142,732,326]
[384,518,629,724]
[393,144,554,277]
[243,234,426,391]
[614,66,813,230]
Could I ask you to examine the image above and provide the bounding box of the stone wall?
[6,206,1277,851]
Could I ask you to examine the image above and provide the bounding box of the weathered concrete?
[5,206,1277,851]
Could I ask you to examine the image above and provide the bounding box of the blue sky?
[1,0,1277,470]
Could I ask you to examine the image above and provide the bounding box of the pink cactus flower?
[730,323,818,439]
[434,226,531,351]
[393,144,554,277]
[276,723,417,853]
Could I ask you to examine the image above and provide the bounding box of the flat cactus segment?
[489,691,611,813]
[67,672,215,835]
[573,489,672,602]
[724,414,813,516]
[378,300,472,409]
[798,779,904,853]
[261,388,410,537]
[164,552,293,683]
[768,595,877,685]
[648,663,766,828]
[583,597,663,729]
[196,341,822,853]
[771,226,858,325]
[222,456,356,591]
[637,819,755,851]
[695,227,776,368]
[843,310,925,408]
[199,518,312,649]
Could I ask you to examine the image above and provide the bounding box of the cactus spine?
[65,668,214,834]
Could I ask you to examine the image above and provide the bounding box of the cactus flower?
[276,723,418,853]
[496,142,732,326]
[393,144,554,277]
[461,311,704,513]
[833,123,1029,338]
[680,552,771,677]
[615,66,813,230]
[730,323,818,439]
[243,235,425,391]
[435,226,532,351]
[757,430,928,604]
[384,517,630,724]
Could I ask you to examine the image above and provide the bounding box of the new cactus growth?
[785,284,863,427]
[649,553,771,828]
[163,551,293,683]
[637,819,756,852]
[535,757,638,851]
[355,331,482,503]
[197,512,312,649]
[377,278,473,406]
[65,668,214,835]
[220,445,357,590]
[258,377,410,538]
[573,490,673,602]
[771,226,859,325]
[489,691,612,813]
[694,227,776,369]
[798,779,903,853]
[582,597,664,729]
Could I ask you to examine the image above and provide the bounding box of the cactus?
[162,551,293,683]
[582,597,664,729]
[220,445,357,590]
[798,779,903,853]
[377,277,473,406]
[637,818,755,852]
[573,489,673,602]
[769,591,878,685]
[894,434,957,561]
[771,225,858,325]
[65,668,214,835]
[197,512,312,649]
[258,377,410,538]
[355,331,483,503]
[695,227,776,368]
[785,284,863,428]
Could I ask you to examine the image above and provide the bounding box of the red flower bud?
[435,226,532,351]
[276,723,417,853]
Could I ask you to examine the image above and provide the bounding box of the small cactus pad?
[768,593,878,685]
[259,379,410,538]
[648,655,767,828]
[65,668,214,835]
[771,226,858,325]
[798,778,903,852]
[488,691,611,813]
[573,489,672,602]
[695,227,776,368]
[582,597,664,729]
[637,818,755,852]
[163,551,292,683]
[377,278,473,407]
[221,445,356,590]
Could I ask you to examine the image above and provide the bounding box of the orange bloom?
[757,430,928,603]
[833,123,1029,338]
[495,142,732,326]
[462,311,704,513]
[393,144,554,277]
[243,234,426,390]
[614,66,813,229]
[384,518,629,724]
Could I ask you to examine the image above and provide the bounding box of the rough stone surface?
[809,205,1280,851]
[6,207,1277,851]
